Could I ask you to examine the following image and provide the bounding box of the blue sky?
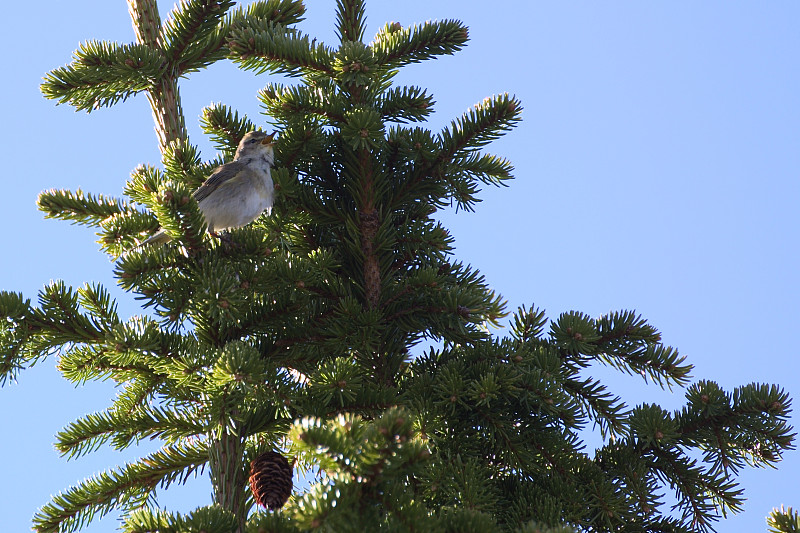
[1,2,798,531]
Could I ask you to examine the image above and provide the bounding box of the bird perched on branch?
[143,131,276,246]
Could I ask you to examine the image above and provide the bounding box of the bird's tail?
[140,229,172,247]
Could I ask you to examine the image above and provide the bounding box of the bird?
[143,131,276,246]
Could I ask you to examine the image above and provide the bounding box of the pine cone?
[249,451,293,510]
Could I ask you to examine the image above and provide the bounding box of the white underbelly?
[200,190,271,232]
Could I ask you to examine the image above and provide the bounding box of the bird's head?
[234,131,276,163]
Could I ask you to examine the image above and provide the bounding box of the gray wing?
[193,161,247,203]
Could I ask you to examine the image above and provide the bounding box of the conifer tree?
[769,507,800,533]
[1,1,794,532]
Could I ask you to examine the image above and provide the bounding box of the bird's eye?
[248,139,258,144]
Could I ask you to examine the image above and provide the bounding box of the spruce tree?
[769,507,800,533]
[1,1,794,532]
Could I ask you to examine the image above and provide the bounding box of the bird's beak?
[262,132,276,145]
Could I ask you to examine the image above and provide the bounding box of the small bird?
[143,131,276,246]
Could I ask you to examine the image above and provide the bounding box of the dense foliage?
[1,1,794,532]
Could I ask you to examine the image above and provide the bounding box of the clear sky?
[1,2,798,532]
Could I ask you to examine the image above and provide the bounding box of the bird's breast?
[198,169,273,232]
